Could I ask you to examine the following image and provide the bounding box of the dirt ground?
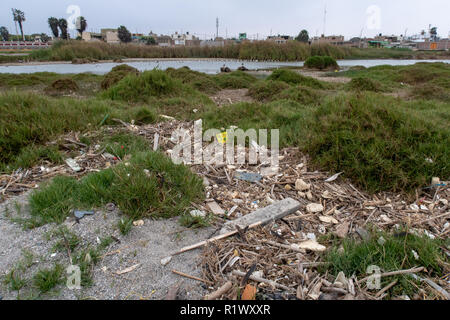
[0,191,215,300]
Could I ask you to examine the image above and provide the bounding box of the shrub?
[346,77,382,92]
[247,80,289,101]
[29,151,204,225]
[268,69,325,88]
[166,67,220,94]
[409,83,449,101]
[304,55,339,70]
[44,78,79,94]
[101,64,139,90]
[102,70,178,102]
[276,86,321,105]
[214,71,257,89]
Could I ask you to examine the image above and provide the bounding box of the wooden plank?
[220,198,301,234]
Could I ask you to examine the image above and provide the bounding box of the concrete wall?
[0,41,51,49]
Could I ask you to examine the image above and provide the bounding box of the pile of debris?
[0,119,448,300]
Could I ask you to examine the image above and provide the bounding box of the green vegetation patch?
[29,150,204,226]
[346,77,383,92]
[248,80,290,101]
[304,55,339,70]
[0,92,158,171]
[102,70,179,102]
[33,264,64,293]
[214,70,257,89]
[267,69,325,89]
[276,85,322,105]
[203,93,450,193]
[166,67,221,94]
[100,64,140,90]
[322,229,446,297]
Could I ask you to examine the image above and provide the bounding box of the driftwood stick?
[171,269,214,285]
[204,281,233,300]
[358,267,424,284]
[375,279,398,298]
[170,221,263,257]
[232,270,293,292]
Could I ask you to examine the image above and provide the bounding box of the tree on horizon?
[59,18,69,40]
[0,26,10,41]
[12,9,26,41]
[296,29,309,43]
[118,26,132,43]
[48,17,59,38]
[76,16,87,36]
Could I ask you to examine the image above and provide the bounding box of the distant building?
[101,29,120,44]
[170,32,199,46]
[266,35,292,44]
[312,35,345,45]
[416,39,450,50]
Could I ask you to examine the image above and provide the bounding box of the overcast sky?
[2,0,449,40]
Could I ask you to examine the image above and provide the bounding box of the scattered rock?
[334,222,350,238]
[356,227,370,241]
[160,256,172,266]
[295,240,326,252]
[190,210,206,218]
[207,201,225,215]
[133,220,144,227]
[319,216,339,224]
[306,203,324,213]
[295,179,310,191]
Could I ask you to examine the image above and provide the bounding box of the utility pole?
[216,17,219,39]
[323,4,327,36]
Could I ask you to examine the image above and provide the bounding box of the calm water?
[0,59,448,74]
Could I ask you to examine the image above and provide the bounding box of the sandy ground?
[0,191,215,300]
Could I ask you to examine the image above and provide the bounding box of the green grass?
[202,92,450,193]
[267,69,326,89]
[248,80,290,101]
[102,70,178,102]
[321,229,446,297]
[338,62,450,92]
[118,217,134,235]
[101,64,140,90]
[4,269,27,291]
[0,92,159,172]
[214,70,257,89]
[29,150,204,226]
[101,133,150,160]
[304,55,338,70]
[166,67,221,94]
[33,264,64,293]
[346,77,383,92]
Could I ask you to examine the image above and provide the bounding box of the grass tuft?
[29,151,204,225]
[322,229,446,297]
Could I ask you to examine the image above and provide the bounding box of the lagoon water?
[0,59,448,75]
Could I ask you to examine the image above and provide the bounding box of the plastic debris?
[65,158,82,172]
[73,210,95,220]
[234,171,263,183]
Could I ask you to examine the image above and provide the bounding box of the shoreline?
[1,56,449,67]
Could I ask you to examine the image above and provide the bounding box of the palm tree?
[59,18,68,40]
[0,26,10,41]
[76,16,87,36]
[12,9,26,41]
[48,17,59,38]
